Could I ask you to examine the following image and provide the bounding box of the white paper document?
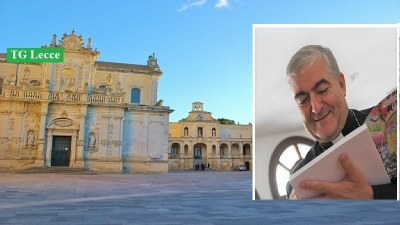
[289,124,390,199]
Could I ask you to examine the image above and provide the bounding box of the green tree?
[217,118,235,124]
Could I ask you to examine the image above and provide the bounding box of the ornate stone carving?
[40,111,48,117]
[61,111,68,117]
[100,140,110,147]
[23,67,30,80]
[6,143,11,154]
[113,116,123,120]
[55,121,72,127]
[111,141,121,147]
[77,140,85,146]
[0,137,9,144]
[10,137,22,144]
[106,73,113,85]
[59,30,83,51]
[62,73,75,88]
[76,113,87,119]
[15,110,27,116]
[1,110,12,115]
[101,115,112,119]
[24,144,38,154]
[86,146,98,153]
[27,131,35,145]
[54,130,72,134]
[116,82,123,93]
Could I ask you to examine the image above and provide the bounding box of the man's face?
[288,57,348,143]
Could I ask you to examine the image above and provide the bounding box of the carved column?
[189,140,193,169]
[117,114,124,159]
[101,114,111,158]
[36,106,48,166]
[45,130,53,167]
[70,132,77,166]
[239,142,243,159]
[75,112,86,166]
[227,142,232,169]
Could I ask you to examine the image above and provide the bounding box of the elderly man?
[285,45,397,199]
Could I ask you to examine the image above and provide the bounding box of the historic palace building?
[0,30,173,173]
[168,102,252,171]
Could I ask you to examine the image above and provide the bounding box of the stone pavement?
[0,171,399,225]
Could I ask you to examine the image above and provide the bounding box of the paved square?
[0,171,399,224]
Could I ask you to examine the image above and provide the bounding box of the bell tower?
[192,101,203,111]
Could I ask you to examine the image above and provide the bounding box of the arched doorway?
[245,161,250,170]
[51,136,72,166]
[45,118,80,167]
[170,143,180,158]
[193,143,207,168]
[220,143,228,156]
[231,143,240,156]
[243,143,251,155]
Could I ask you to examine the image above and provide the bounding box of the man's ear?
[338,73,346,97]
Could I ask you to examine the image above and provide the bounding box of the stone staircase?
[16,167,98,175]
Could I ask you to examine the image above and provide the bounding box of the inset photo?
[253,25,398,200]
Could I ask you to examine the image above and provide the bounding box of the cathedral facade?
[0,30,173,173]
[168,102,252,171]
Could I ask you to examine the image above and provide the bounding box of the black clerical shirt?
[286,108,397,199]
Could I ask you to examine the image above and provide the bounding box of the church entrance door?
[51,136,71,167]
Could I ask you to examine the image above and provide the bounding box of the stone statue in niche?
[89,133,96,147]
[64,73,74,87]
[27,131,35,145]
[9,74,16,86]
[23,67,30,80]
[106,74,112,85]
[116,82,123,93]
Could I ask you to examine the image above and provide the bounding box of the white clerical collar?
[332,133,345,145]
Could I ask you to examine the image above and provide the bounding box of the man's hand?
[299,153,373,199]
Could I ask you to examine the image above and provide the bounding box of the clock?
[196,114,204,120]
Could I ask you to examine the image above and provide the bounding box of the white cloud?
[214,0,230,8]
[177,0,207,12]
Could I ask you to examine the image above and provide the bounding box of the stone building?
[168,102,252,171]
[0,30,173,173]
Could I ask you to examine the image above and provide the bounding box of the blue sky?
[0,1,399,124]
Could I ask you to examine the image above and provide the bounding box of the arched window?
[131,88,140,103]
[269,136,313,199]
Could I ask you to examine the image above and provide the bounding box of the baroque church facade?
[0,30,173,173]
[168,102,252,171]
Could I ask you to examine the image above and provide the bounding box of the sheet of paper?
[289,124,390,199]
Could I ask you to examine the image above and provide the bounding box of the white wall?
[255,128,312,199]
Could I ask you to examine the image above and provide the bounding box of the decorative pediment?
[59,30,84,50]
[46,118,79,130]
[47,29,99,56]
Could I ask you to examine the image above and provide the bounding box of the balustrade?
[3,88,46,100]
[88,94,123,104]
